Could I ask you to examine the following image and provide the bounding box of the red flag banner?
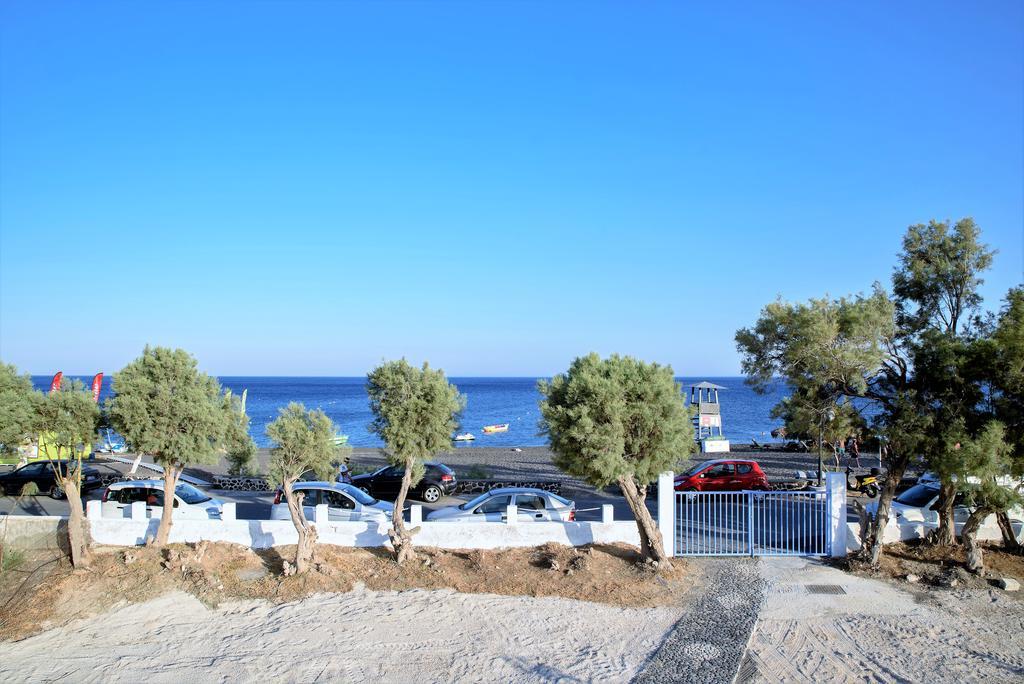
[91,373,103,403]
[49,371,63,394]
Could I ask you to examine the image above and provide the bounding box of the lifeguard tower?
[690,381,730,453]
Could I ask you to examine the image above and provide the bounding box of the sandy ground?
[0,586,682,683]
[740,557,1024,682]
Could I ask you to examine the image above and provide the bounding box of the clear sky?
[1,1,1022,377]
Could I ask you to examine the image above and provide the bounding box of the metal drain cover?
[805,584,847,595]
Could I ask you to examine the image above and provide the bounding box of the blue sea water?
[31,376,790,448]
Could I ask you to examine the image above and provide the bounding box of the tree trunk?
[861,453,909,567]
[390,458,415,564]
[154,464,181,547]
[283,479,317,574]
[996,510,1020,551]
[935,480,957,546]
[618,475,672,568]
[62,478,92,568]
[962,506,995,574]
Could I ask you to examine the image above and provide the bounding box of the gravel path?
[633,559,767,684]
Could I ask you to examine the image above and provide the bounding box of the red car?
[674,459,770,492]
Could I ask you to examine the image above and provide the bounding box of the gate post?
[657,471,674,557]
[747,493,755,556]
[826,472,847,557]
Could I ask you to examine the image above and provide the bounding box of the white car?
[270,481,394,522]
[868,482,1024,539]
[101,479,224,519]
[426,487,575,523]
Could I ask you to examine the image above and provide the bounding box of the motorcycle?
[846,466,880,498]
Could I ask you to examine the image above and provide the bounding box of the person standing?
[847,434,862,468]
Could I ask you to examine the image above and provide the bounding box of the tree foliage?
[539,353,693,565]
[892,218,995,336]
[367,359,464,564]
[267,402,341,485]
[0,363,39,455]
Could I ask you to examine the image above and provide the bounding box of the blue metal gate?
[674,490,831,557]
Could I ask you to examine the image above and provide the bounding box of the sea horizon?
[31,374,788,449]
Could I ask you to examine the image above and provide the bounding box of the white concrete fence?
[84,498,645,551]
[2,472,860,555]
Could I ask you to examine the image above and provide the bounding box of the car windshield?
[548,492,571,506]
[459,492,496,510]
[682,460,717,477]
[895,484,940,508]
[175,483,212,505]
[338,484,377,505]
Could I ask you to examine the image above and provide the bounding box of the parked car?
[101,479,224,519]
[271,481,394,522]
[0,460,103,499]
[866,482,1024,540]
[674,459,770,492]
[351,462,457,503]
[426,487,576,522]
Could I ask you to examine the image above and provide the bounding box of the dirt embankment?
[0,541,691,641]
[840,539,1024,592]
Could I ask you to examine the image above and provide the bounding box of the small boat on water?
[482,423,509,434]
[454,433,476,442]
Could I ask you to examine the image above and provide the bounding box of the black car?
[0,460,103,499]
[352,462,457,503]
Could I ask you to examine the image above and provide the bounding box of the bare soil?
[0,541,691,641]
[839,539,1024,593]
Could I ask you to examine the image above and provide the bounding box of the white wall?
[845,514,1022,552]
[85,500,642,550]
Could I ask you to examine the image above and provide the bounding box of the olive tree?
[367,359,464,564]
[35,379,100,567]
[266,403,344,574]
[539,353,693,566]
[107,347,231,547]
[0,363,39,456]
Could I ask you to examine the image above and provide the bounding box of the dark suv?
[0,460,103,499]
[351,462,457,503]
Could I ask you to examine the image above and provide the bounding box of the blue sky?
[1,1,1021,376]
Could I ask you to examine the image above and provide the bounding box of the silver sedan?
[426,487,575,523]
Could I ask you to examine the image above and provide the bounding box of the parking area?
[0,477,649,522]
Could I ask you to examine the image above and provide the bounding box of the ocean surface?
[32,376,790,448]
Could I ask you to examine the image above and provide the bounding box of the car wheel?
[49,484,65,500]
[422,485,442,503]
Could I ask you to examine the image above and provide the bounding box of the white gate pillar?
[826,472,847,557]
[657,471,675,557]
